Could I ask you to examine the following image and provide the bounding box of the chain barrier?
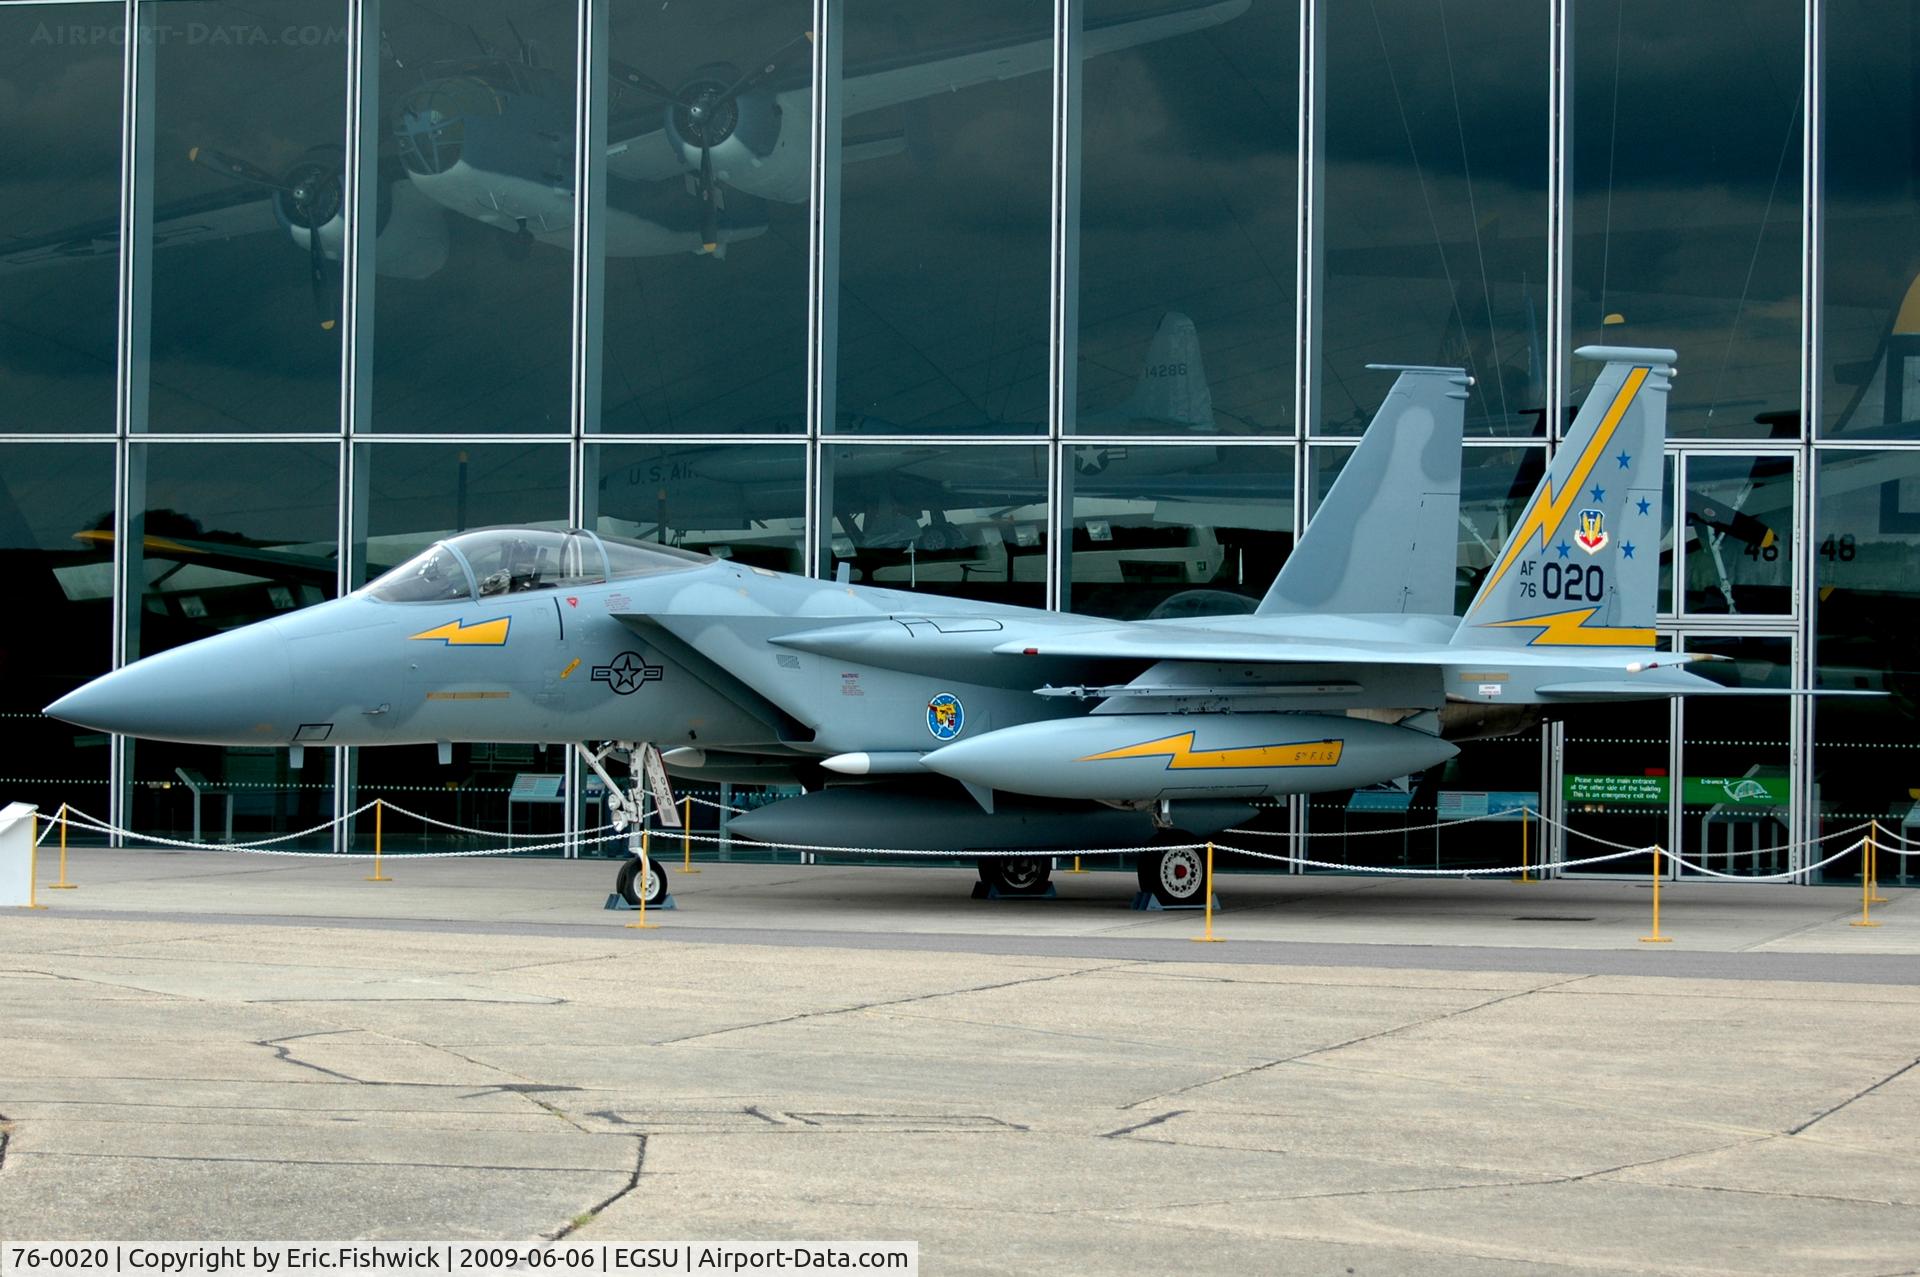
[1234,805,1875,861]
[1663,839,1868,883]
[22,801,1897,880]
[374,802,623,841]
[49,805,636,860]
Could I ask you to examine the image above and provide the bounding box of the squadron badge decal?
[926,692,965,740]
[1574,508,1609,555]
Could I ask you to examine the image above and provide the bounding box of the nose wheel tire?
[1137,845,1206,906]
[615,856,669,909]
[977,855,1053,896]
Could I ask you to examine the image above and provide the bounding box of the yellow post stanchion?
[1868,820,1888,904]
[1191,842,1223,943]
[22,811,47,910]
[364,799,391,882]
[681,796,699,874]
[1852,833,1881,928]
[627,825,658,930]
[1639,845,1671,943]
[1519,808,1532,883]
[47,803,75,889]
[1067,855,1087,874]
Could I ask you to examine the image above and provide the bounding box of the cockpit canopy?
[365,528,711,603]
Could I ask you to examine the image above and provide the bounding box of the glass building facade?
[2,0,1914,881]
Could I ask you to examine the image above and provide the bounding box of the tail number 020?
[1541,561,1604,602]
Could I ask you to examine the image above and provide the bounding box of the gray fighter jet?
[47,346,1778,906]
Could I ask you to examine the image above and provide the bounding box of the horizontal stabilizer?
[1536,681,1884,698]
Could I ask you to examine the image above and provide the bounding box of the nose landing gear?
[576,741,672,910]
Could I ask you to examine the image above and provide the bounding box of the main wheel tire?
[1137,844,1207,906]
[979,855,1053,896]
[615,856,669,908]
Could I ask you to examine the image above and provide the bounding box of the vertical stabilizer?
[1454,346,1674,649]
[1259,365,1469,615]
[1115,312,1214,429]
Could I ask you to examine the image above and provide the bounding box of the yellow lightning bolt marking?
[1471,365,1650,615]
[409,617,511,646]
[1080,732,1344,770]
[1486,608,1655,648]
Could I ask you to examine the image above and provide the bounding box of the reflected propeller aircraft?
[51,346,1836,907]
[0,0,1250,313]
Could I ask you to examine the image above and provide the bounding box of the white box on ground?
[0,801,38,906]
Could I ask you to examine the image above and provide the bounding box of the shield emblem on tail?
[1575,508,1608,555]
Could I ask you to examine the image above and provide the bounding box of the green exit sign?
[1682,776,1789,806]
[1563,773,1669,805]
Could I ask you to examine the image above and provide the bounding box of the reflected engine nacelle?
[270,146,449,281]
[662,69,801,201]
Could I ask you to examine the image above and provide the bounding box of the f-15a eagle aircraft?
[49,345,1799,907]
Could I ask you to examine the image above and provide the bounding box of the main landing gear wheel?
[1137,843,1206,906]
[977,855,1053,896]
[615,856,669,908]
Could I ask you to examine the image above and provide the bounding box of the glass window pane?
[1302,732,1542,875]
[1814,449,1920,877]
[598,1,809,434]
[1561,687,1672,877]
[1313,443,1546,615]
[1679,635,1791,880]
[353,442,570,841]
[592,443,805,573]
[147,0,347,433]
[1681,454,1793,615]
[1322,1,1546,438]
[1572,1,1802,439]
[1075,0,1295,436]
[1065,444,1293,619]
[354,442,569,583]
[834,3,1053,435]
[1824,3,1920,439]
[127,442,340,842]
[0,7,121,433]
[372,5,579,432]
[0,445,114,816]
[824,443,1046,607]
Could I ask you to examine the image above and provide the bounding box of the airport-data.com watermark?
[30,22,348,48]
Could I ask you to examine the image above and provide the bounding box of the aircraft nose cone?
[44,623,294,745]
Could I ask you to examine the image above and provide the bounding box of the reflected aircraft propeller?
[188,144,342,329]
[609,32,813,254]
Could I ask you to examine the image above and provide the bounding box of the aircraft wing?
[0,187,266,275]
[839,0,1249,119]
[607,0,1247,182]
[994,622,1661,671]
[605,125,685,184]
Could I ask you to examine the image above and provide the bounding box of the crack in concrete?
[1101,1109,1186,1140]
[258,1031,366,1083]
[548,1135,646,1241]
[1789,1054,1920,1136]
[0,967,196,1000]
[251,997,565,1006]
[1121,974,1591,1109]
[1616,1175,1917,1210]
[16,1150,626,1174]
[652,963,1126,1046]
